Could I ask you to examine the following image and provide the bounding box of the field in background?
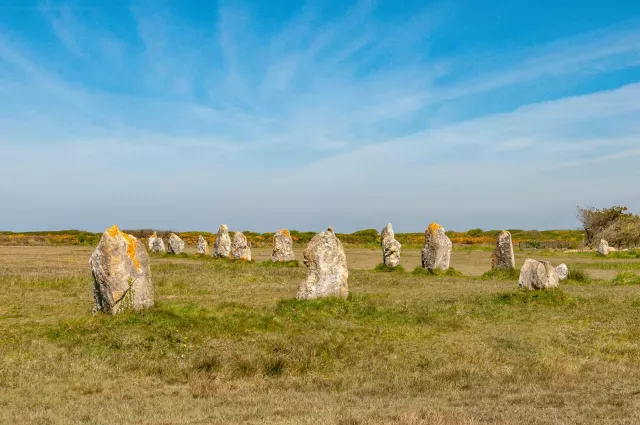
[2,246,640,424]
[0,227,586,249]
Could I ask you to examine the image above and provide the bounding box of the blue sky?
[1,0,639,233]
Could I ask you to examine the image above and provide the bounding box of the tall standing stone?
[196,235,208,255]
[271,229,295,262]
[518,259,559,290]
[381,223,401,267]
[214,224,231,258]
[598,239,611,256]
[491,231,516,270]
[421,223,452,271]
[296,227,348,300]
[90,225,154,315]
[231,232,252,261]
[167,233,185,254]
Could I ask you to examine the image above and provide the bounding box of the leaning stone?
[296,227,348,300]
[196,235,208,255]
[149,232,166,253]
[597,239,610,256]
[421,223,452,271]
[556,263,569,281]
[518,259,559,290]
[89,225,154,315]
[167,233,185,254]
[271,229,295,262]
[231,232,252,261]
[214,224,231,258]
[381,223,401,267]
[491,231,516,270]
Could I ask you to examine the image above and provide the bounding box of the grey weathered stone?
[231,232,252,261]
[518,259,559,290]
[214,224,231,258]
[421,223,452,271]
[491,231,516,270]
[556,263,569,281]
[90,225,154,315]
[167,233,185,254]
[381,223,401,267]
[148,232,166,253]
[196,235,208,255]
[598,239,610,256]
[271,229,295,262]
[296,227,348,300]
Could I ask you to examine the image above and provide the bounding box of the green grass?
[259,260,300,268]
[412,266,465,277]
[566,268,591,283]
[573,261,640,270]
[610,272,640,285]
[373,263,406,273]
[478,268,520,281]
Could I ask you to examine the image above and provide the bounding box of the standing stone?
[196,235,208,255]
[149,232,166,253]
[231,232,252,261]
[491,231,516,270]
[518,259,559,290]
[271,229,295,262]
[89,225,154,315]
[556,263,569,281]
[381,223,401,267]
[296,227,348,300]
[598,239,610,256]
[214,224,231,258]
[421,223,452,271]
[167,233,185,254]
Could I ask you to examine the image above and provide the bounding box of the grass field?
[2,246,640,424]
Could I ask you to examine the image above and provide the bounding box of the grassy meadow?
[2,245,640,424]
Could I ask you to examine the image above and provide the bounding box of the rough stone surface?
[167,233,185,254]
[421,223,452,271]
[148,232,166,253]
[598,239,610,256]
[381,223,401,267]
[271,229,295,262]
[518,259,559,290]
[556,263,569,281]
[90,225,154,315]
[231,232,252,261]
[214,224,231,258]
[196,235,208,255]
[491,231,516,270]
[296,227,348,300]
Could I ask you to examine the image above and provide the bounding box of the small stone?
[491,231,516,270]
[167,233,185,254]
[598,239,610,256]
[90,225,154,315]
[231,232,252,261]
[381,223,401,267]
[271,229,295,262]
[518,259,559,290]
[148,232,166,253]
[421,223,452,271]
[196,235,208,255]
[556,263,569,281]
[214,224,231,258]
[296,227,348,300]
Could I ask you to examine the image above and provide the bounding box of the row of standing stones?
[89,224,569,315]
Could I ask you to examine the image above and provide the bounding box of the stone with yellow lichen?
[89,225,154,315]
[214,224,231,258]
[167,233,185,254]
[271,229,295,262]
[421,222,452,271]
[296,227,348,300]
[381,223,401,267]
[231,232,252,261]
[148,232,166,253]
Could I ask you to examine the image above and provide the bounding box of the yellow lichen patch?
[106,225,140,270]
[107,225,120,238]
[280,229,290,238]
[151,231,157,238]
[427,222,442,237]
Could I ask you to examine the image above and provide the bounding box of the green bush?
[373,263,406,273]
[567,268,590,283]
[479,268,520,281]
[611,272,640,286]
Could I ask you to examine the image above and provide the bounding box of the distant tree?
[577,206,640,248]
